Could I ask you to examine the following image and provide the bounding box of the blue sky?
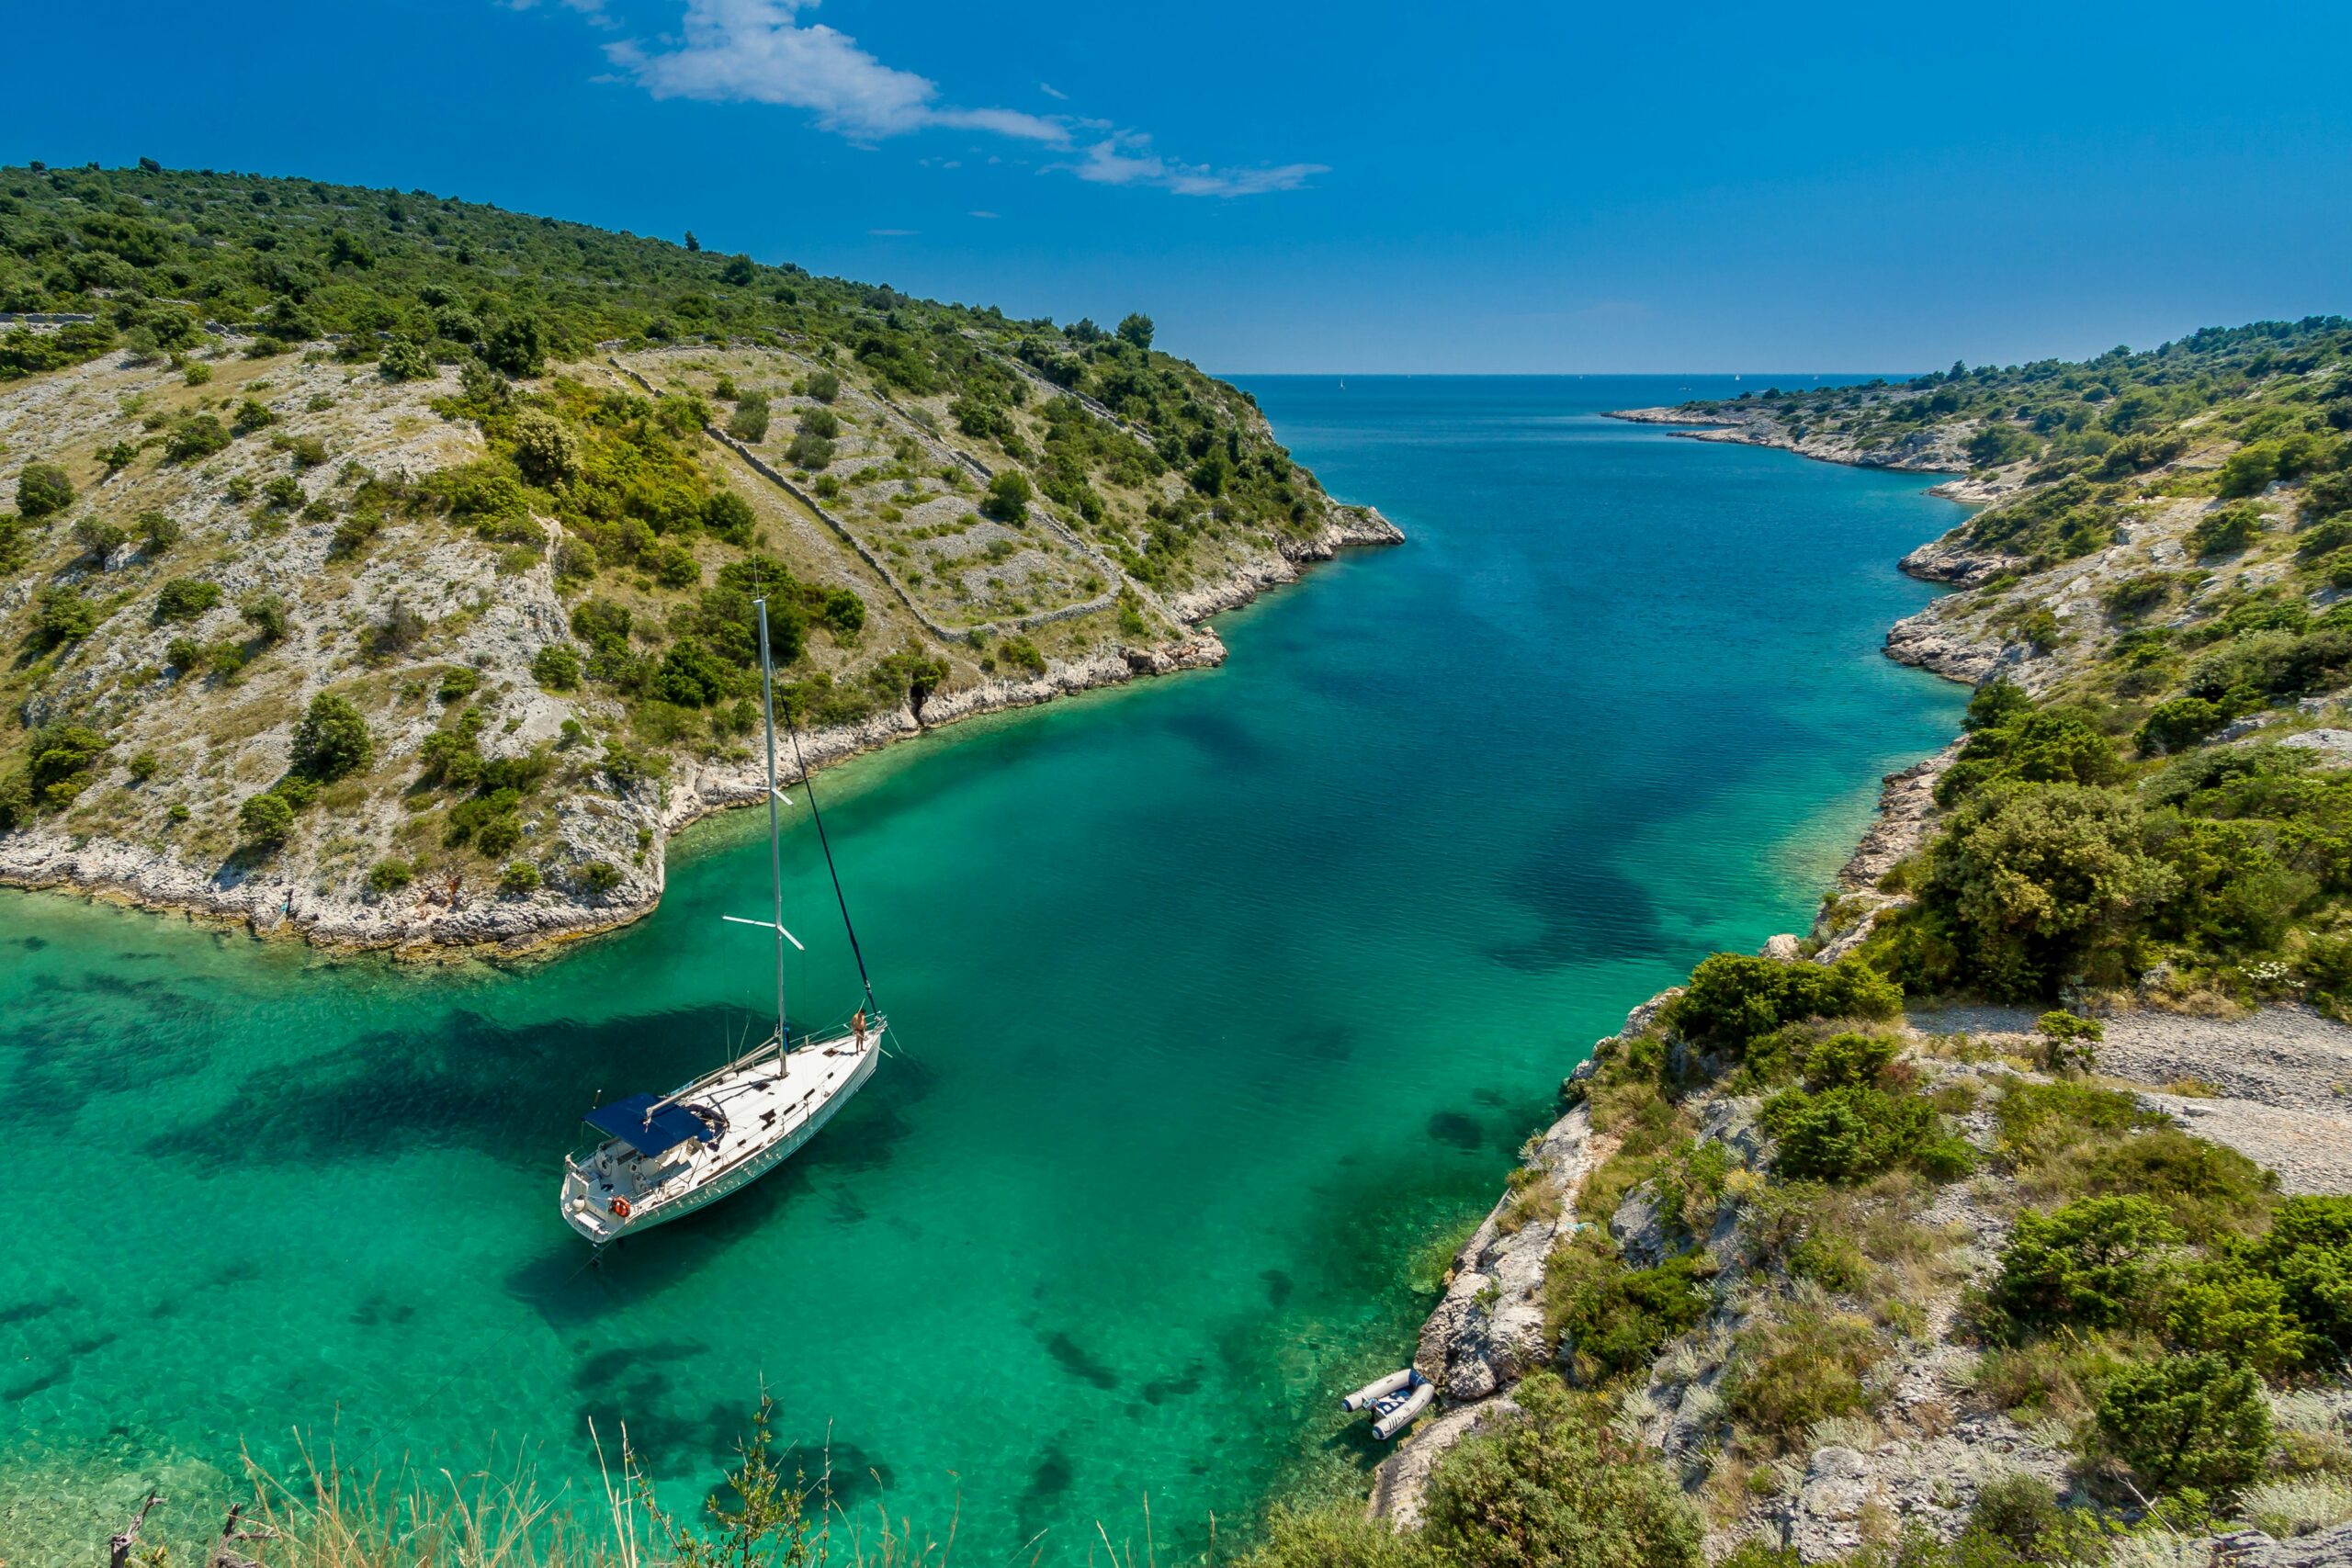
[6,1,2348,373]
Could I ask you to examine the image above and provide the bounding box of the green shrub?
[379,336,433,382]
[232,397,276,433]
[798,406,840,440]
[2136,698,2228,757]
[513,408,581,484]
[16,461,74,519]
[75,515,129,562]
[726,393,770,444]
[579,860,624,896]
[786,431,833,469]
[1421,1371,1704,1568]
[1544,1243,1710,1385]
[2244,1195,2352,1360]
[290,693,374,781]
[474,815,523,857]
[498,861,540,897]
[153,577,222,623]
[805,368,839,404]
[31,585,98,648]
[1909,784,2176,1000]
[704,489,755,544]
[367,859,413,895]
[2093,1351,2272,1493]
[1724,1311,1878,1446]
[1994,1079,2157,1156]
[164,413,230,462]
[2188,502,2264,558]
[1988,1195,2182,1338]
[136,510,181,554]
[1955,1473,2106,1564]
[238,789,296,845]
[2033,1010,2103,1072]
[532,643,582,690]
[998,634,1046,676]
[981,469,1034,521]
[235,594,286,646]
[1787,1231,1871,1293]
[0,723,112,825]
[2165,1258,2311,1374]
[1799,1031,1899,1091]
[1239,1505,1438,1568]
[1763,1082,1973,1183]
[2079,1129,2275,1244]
[1666,954,1902,1053]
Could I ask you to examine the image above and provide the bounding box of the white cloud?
[1069,134,1328,198]
[968,209,999,220]
[1037,82,1068,100]
[868,227,916,236]
[508,0,613,28]
[605,0,1061,142]
[580,2,1322,197]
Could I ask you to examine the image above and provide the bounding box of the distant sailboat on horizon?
[558,597,884,1247]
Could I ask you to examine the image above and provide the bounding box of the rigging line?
[786,721,876,1013]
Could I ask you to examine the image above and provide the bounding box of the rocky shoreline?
[0,515,1396,959]
[1366,450,1999,1531]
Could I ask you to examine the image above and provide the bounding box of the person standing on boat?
[853,1010,867,1047]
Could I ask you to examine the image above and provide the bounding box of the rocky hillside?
[0,163,1396,951]
[1235,321,2352,1568]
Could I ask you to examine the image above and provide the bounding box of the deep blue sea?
[0,376,1965,1562]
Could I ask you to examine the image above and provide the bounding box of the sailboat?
[559,597,884,1246]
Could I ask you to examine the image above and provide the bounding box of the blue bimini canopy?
[584,1093,713,1157]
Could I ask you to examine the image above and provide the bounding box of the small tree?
[1116,312,1155,351]
[238,790,296,846]
[291,693,374,782]
[532,644,582,691]
[74,515,130,564]
[482,316,547,378]
[241,593,289,644]
[499,861,541,897]
[981,469,1033,522]
[805,369,840,404]
[17,461,74,519]
[513,408,581,484]
[164,413,231,463]
[153,578,223,623]
[2035,1010,2104,1072]
[727,393,770,443]
[2094,1352,2271,1493]
[379,336,433,382]
[1990,1195,2182,1337]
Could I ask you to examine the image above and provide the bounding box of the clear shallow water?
[0,377,1964,1560]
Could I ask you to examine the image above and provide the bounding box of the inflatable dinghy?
[1341,1368,1433,1439]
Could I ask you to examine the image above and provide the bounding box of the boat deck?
[561,1028,876,1242]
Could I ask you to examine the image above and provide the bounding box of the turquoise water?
[0,377,1965,1560]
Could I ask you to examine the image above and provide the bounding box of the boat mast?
[756,598,788,1065]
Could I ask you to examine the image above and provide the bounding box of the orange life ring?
[609,1196,632,1219]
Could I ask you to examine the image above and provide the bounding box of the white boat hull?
[560,1023,881,1244]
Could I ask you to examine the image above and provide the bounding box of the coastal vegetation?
[0,162,1392,943]
[1243,319,2352,1568]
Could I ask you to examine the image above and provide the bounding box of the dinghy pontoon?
[1342,1368,1434,1439]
